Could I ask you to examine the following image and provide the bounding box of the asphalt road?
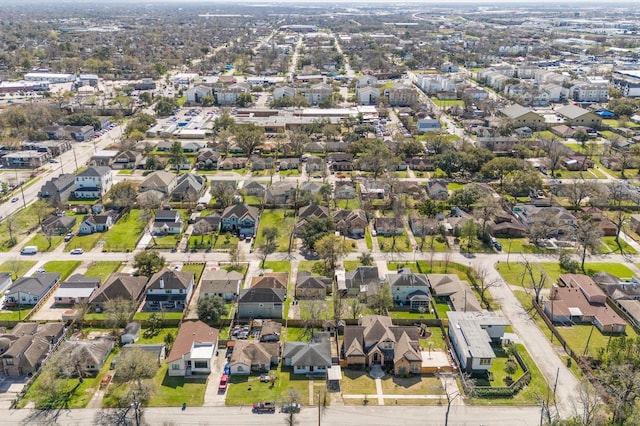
[4,404,541,426]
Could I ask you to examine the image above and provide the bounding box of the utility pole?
[317,389,321,426]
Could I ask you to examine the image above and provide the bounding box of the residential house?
[342,315,422,376]
[237,288,286,319]
[2,151,49,169]
[66,125,94,142]
[139,170,178,195]
[219,157,248,170]
[416,118,441,133]
[360,180,386,199]
[41,215,76,236]
[266,181,296,206]
[111,151,142,170]
[279,158,300,171]
[57,337,115,376]
[220,204,259,237]
[283,332,331,375]
[229,339,278,375]
[258,320,282,343]
[426,181,449,200]
[302,83,332,106]
[387,268,430,309]
[629,214,640,234]
[144,269,195,312]
[476,137,519,155]
[447,311,509,375]
[487,214,527,238]
[580,207,617,237]
[498,104,544,129]
[375,217,403,237]
[153,209,183,235]
[296,204,330,233]
[296,271,332,299]
[327,153,354,172]
[242,181,267,197]
[78,213,115,234]
[385,84,417,107]
[513,204,576,235]
[167,320,219,377]
[0,322,66,377]
[4,273,60,307]
[305,156,324,174]
[428,274,482,312]
[334,182,356,199]
[74,166,112,199]
[562,156,593,171]
[408,156,435,172]
[171,173,206,202]
[544,274,627,334]
[53,274,100,306]
[196,149,220,171]
[251,273,288,291]
[120,322,141,345]
[192,213,221,234]
[90,150,118,167]
[88,273,148,312]
[334,209,368,238]
[344,266,380,297]
[556,105,602,128]
[38,174,76,203]
[409,213,440,237]
[199,269,244,301]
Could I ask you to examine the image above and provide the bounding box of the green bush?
[475,387,515,398]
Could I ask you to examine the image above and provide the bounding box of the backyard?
[102,210,146,252]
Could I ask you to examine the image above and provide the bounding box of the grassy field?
[341,370,378,395]
[262,260,291,274]
[297,260,321,273]
[147,364,207,406]
[182,263,206,284]
[496,261,635,288]
[365,228,373,250]
[65,232,103,252]
[380,376,443,396]
[556,324,638,358]
[343,260,364,271]
[84,261,122,281]
[494,238,549,254]
[255,209,294,252]
[377,232,412,252]
[432,99,464,108]
[0,260,36,278]
[133,311,183,321]
[0,203,55,251]
[600,236,638,255]
[225,366,312,406]
[102,210,146,252]
[42,260,81,280]
[22,233,64,252]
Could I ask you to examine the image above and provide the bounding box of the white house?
[74,166,112,199]
[166,321,219,377]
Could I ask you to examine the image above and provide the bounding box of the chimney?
[159,278,164,289]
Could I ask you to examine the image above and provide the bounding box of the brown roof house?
[229,339,279,375]
[295,204,330,234]
[251,273,288,290]
[296,271,332,300]
[88,273,148,312]
[57,337,115,377]
[0,322,65,377]
[544,274,627,334]
[144,269,195,312]
[167,320,219,377]
[334,209,368,238]
[342,315,422,376]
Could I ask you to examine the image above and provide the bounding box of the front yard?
[225,366,311,406]
[22,233,64,252]
[255,209,294,252]
[102,210,146,252]
[41,260,81,280]
[377,232,412,252]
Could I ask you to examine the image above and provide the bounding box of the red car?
[218,374,229,391]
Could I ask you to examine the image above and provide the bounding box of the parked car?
[281,402,301,414]
[218,374,229,391]
[11,197,18,203]
[64,233,74,242]
[252,401,276,413]
[70,248,84,255]
[223,363,230,375]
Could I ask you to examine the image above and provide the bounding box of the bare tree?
[6,215,17,246]
[561,179,598,213]
[474,266,500,309]
[521,258,548,304]
[348,298,362,320]
[105,298,135,329]
[570,379,606,426]
[575,215,603,271]
[607,183,630,251]
[228,244,243,269]
[113,347,160,395]
[539,134,566,178]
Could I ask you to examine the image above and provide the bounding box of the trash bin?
[567,358,572,367]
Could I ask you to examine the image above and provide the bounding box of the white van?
[20,246,38,255]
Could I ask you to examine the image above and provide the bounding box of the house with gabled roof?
[112,150,142,170]
[200,269,243,301]
[295,204,330,234]
[229,339,279,375]
[139,170,178,195]
[498,104,544,129]
[342,315,422,376]
[296,271,332,299]
[38,173,76,203]
[53,274,100,306]
[4,273,60,307]
[153,209,183,235]
[242,181,267,197]
[57,337,115,376]
[238,288,285,319]
[220,203,259,237]
[196,148,220,171]
[427,274,482,312]
[79,213,115,234]
[334,209,368,238]
[251,273,288,290]
[283,332,332,375]
[387,268,430,309]
[41,215,76,236]
[375,217,403,237]
[0,322,66,377]
[74,166,112,199]
[171,173,206,202]
[144,269,195,312]
[344,266,380,296]
[167,320,219,377]
[556,105,602,128]
[88,273,148,312]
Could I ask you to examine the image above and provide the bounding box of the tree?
[561,179,598,212]
[110,181,138,211]
[474,267,500,309]
[358,139,399,179]
[358,252,374,266]
[473,196,499,241]
[539,134,566,178]
[368,283,393,315]
[480,157,525,187]
[210,181,236,209]
[299,216,335,250]
[521,258,548,304]
[234,123,264,157]
[315,234,347,272]
[198,295,228,324]
[502,169,543,198]
[193,220,213,245]
[168,141,187,173]
[257,226,279,267]
[229,244,243,269]
[33,199,51,226]
[214,113,236,133]
[133,250,165,276]
[608,183,630,250]
[449,184,481,210]
[348,298,363,320]
[6,216,17,247]
[568,379,606,426]
[461,219,478,251]
[104,298,135,329]
[114,347,159,391]
[575,215,603,271]
[153,96,178,117]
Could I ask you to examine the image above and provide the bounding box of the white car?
[70,248,84,255]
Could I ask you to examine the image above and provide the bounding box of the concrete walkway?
[374,379,384,405]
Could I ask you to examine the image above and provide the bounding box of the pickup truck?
[252,401,276,413]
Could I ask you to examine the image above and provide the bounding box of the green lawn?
[117,169,134,175]
[182,263,205,284]
[415,261,470,279]
[225,366,312,405]
[279,169,300,177]
[137,327,178,344]
[65,232,103,252]
[0,308,32,321]
[84,261,122,281]
[496,238,550,254]
[133,311,183,321]
[432,99,464,108]
[557,324,638,358]
[343,260,364,271]
[0,203,55,251]
[420,327,447,350]
[297,260,321,273]
[22,233,64,252]
[262,261,291,274]
[42,260,81,280]
[496,261,635,288]
[378,232,412,252]
[255,210,294,252]
[0,260,36,279]
[334,197,360,209]
[151,234,181,249]
[243,195,263,206]
[365,228,373,250]
[341,370,378,395]
[148,364,207,407]
[211,233,239,251]
[603,119,640,129]
[102,210,146,252]
[388,309,436,320]
[600,236,638,255]
[380,376,443,396]
[285,326,310,342]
